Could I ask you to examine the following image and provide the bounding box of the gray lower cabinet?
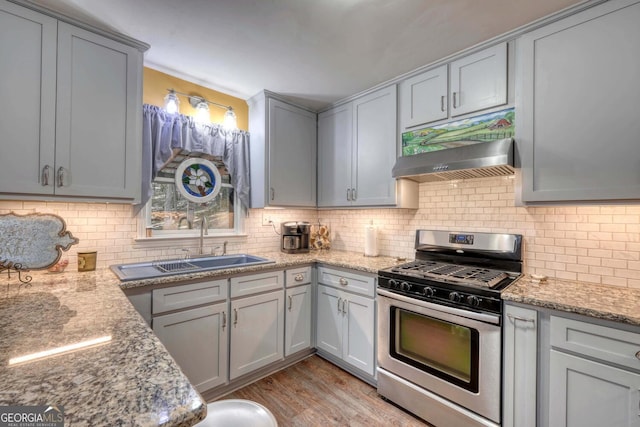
[503,303,538,427]
[504,304,640,427]
[517,0,640,202]
[285,266,313,357]
[547,315,640,427]
[0,0,144,202]
[151,279,229,392]
[315,267,376,380]
[229,271,285,380]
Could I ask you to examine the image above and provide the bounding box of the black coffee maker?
[281,221,310,253]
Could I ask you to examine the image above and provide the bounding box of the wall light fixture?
[164,88,238,130]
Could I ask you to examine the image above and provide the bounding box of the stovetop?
[386,260,516,289]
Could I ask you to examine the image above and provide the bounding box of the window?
[143,162,243,237]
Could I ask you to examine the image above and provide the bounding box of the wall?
[143,67,249,131]
[4,176,640,289]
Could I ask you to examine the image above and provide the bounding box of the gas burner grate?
[391,260,511,288]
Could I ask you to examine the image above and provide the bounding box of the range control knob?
[449,292,463,303]
[400,282,412,291]
[422,287,435,297]
[466,295,481,307]
[388,279,398,289]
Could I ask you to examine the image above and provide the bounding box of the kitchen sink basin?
[110,254,274,281]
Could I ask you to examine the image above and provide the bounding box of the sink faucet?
[198,216,208,255]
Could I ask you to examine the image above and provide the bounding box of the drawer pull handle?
[222,311,226,330]
[440,95,445,112]
[342,299,347,315]
[233,308,238,326]
[635,350,640,360]
[41,165,50,186]
[288,295,293,311]
[452,91,458,109]
[337,297,342,314]
[507,313,535,324]
[294,273,304,282]
[339,277,348,286]
[57,167,65,187]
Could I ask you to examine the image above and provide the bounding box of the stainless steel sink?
[110,254,274,281]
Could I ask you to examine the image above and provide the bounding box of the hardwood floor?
[214,355,430,426]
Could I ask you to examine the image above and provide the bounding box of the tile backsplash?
[3,175,640,288]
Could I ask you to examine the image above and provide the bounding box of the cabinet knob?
[635,350,640,360]
[339,277,348,286]
[294,273,304,282]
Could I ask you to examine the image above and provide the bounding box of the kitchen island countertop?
[0,269,206,427]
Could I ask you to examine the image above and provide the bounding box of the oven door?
[377,289,501,423]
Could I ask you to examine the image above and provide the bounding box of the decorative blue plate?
[174,158,222,203]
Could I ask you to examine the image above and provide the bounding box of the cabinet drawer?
[152,279,228,314]
[230,270,284,298]
[550,315,640,372]
[285,266,312,287]
[317,266,375,297]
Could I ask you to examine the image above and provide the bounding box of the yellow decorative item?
[310,222,331,250]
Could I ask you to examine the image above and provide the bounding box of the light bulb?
[164,90,180,114]
[223,108,238,130]
[195,101,210,124]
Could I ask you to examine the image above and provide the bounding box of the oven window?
[391,307,479,392]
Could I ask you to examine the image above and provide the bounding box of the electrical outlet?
[262,212,272,226]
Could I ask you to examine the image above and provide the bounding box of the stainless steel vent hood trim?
[392,138,515,183]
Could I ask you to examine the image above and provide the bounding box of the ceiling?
[29,0,583,110]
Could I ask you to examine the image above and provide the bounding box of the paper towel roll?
[364,224,378,257]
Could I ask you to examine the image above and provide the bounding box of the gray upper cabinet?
[0,1,57,196]
[0,0,145,202]
[517,0,640,203]
[450,43,507,117]
[399,64,448,130]
[248,91,317,208]
[318,85,416,208]
[318,103,353,207]
[399,43,507,132]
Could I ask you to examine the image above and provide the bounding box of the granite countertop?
[0,270,206,427]
[118,250,406,290]
[503,275,640,327]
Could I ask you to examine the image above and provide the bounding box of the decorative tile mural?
[402,108,515,157]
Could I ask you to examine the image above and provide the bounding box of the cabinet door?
[399,64,448,129]
[230,290,284,380]
[503,304,537,427]
[55,22,142,200]
[285,284,312,356]
[549,350,640,427]
[342,292,375,376]
[153,302,229,392]
[450,43,507,117]
[352,85,398,206]
[317,103,353,207]
[0,1,56,195]
[316,284,343,358]
[267,98,317,207]
[518,0,640,202]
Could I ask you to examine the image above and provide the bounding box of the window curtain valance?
[136,104,251,212]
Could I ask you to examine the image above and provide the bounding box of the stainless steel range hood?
[392,138,515,183]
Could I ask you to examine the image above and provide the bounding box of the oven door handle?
[377,288,501,325]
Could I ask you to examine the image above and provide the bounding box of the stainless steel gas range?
[377,230,523,427]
